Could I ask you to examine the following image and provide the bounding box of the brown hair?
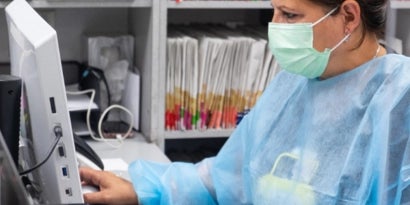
[311,0,387,46]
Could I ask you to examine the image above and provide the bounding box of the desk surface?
[86,134,170,179]
[86,134,170,164]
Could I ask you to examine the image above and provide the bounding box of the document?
[165,24,281,131]
[67,93,98,112]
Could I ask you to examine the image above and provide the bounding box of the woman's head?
[309,0,388,41]
[270,0,387,47]
[269,0,388,79]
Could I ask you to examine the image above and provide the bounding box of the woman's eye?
[272,9,300,23]
[283,12,297,19]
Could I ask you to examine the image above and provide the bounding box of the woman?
[80,0,410,204]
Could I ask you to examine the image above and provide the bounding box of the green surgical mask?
[268,7,350,79]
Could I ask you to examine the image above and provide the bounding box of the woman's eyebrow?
[274,5,299,13]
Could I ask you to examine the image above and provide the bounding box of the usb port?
[61,166,69,177]
[49,97,56,113]
[65,188,72,196]
[58,145,65,157]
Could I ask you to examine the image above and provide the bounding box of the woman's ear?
[339,0,361,34]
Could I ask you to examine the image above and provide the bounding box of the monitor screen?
[6,0,83,203]
[0,74,21,167]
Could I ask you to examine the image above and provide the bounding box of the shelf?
[390,1,410,9]
[0,0,152,8]
[167,0,272,9]
[165,129,234,139]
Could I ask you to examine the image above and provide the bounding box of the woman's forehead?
[272,0,323,10]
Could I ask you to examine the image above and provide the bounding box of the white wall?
[0,8,130,63]
[396,10,410,56]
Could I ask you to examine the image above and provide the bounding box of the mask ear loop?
[311,7,339,26]
[330,33,351,52]
[310,6,349,52]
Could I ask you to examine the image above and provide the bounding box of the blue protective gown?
[129,54,410,205]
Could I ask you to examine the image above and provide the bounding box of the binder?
[166,24,280,131]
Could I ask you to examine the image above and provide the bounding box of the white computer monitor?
[6,0,84,203]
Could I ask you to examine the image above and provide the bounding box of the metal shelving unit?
[165,129,235,140]
[391,0,410,9]
[0,0,161,150]
[0,0,152,8]
[167,0,271,9]
[152,1,273,150]
[386,1,410,55]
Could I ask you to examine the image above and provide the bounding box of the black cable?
[81,65,112,107]
[19,126,63,176]
[98,69,112,107]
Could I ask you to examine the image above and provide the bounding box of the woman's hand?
[79,167,139,205]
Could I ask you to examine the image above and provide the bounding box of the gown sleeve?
[127,114,254,205]
[127,75,283,205]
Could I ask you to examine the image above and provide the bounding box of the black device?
[79,66,111,119]
[77,65,112,136]
[0,74,21,167]
[74,134,104,170]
